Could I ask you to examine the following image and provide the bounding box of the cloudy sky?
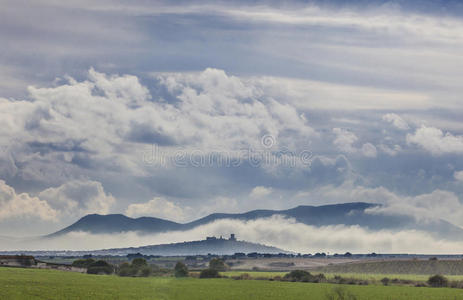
[1,0,463,251]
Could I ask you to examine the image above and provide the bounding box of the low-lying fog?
[2,216,463,254]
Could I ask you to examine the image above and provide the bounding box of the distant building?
[206,234,236,241]
[0,255,35,267]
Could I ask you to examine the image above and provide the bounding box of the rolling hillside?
[47,202,463,241]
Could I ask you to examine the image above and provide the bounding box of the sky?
[1,0,463,252]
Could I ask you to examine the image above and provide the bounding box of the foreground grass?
[1,267,463,300]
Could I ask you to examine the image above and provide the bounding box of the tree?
[118,262,136,277]
[284,270,312,282]
[86,260,114,275]
[118,262,140,277]
[131,258,148,268]
[209,258,228,271]
[72,258,95,268]
[140,266,152,277]
[428,275,448,287]
[174,262,189,277]
[380,277,390,286]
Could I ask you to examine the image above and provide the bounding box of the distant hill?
[91,236,287,256]
[47,202,463,241]
[50,214,182,236]
[1,236,288,256]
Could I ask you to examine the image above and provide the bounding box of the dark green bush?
[140,266,152,277]
[428,275,448,287]
[330,275,368,286]
[118,262,136,277]
[118,259,161,277]
[284,270,311,281]
[72,258,95,268]
[131,258,148,268]
[118,266,135,277]
[199,269,220,278]
[86,260,114,275]
[174,262,189,277]
[283,270,326,283]
[119,262,130,269]
[209,258,228,271]
[380,277,390,286]
[87,266,113,275]
[89,260,111,267]
[313,273,327,283]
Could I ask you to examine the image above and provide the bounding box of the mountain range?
[48,202,463,241]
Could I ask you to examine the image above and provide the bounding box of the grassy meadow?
[315,260,463,275]
[2,267,463,300]
[221,271,463,282]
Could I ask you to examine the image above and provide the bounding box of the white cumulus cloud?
[378,144,402,156]
[0,179,115,226]
[126,197,190,222]
[382,113,409,130]
[38,180,115,219]
[249,186,273,198]
[0,180,57,221]
[332,128,358,153]
[361,143,377,158]
[407,126,463,155]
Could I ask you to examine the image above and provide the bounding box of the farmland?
[220,270,463,289]
[221,271,463,282]
[314,259,463,275]
[1,267,463,300]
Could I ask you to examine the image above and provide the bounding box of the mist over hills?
[1,235,287,256]
[48,202,463,241]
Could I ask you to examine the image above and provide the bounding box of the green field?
[222,271,463,282]
[323,273,463,282]
[221,271,287,278]
[315,260,463,275]
[1,268,463,300]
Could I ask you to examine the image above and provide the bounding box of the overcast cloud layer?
[1,0,463,253]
